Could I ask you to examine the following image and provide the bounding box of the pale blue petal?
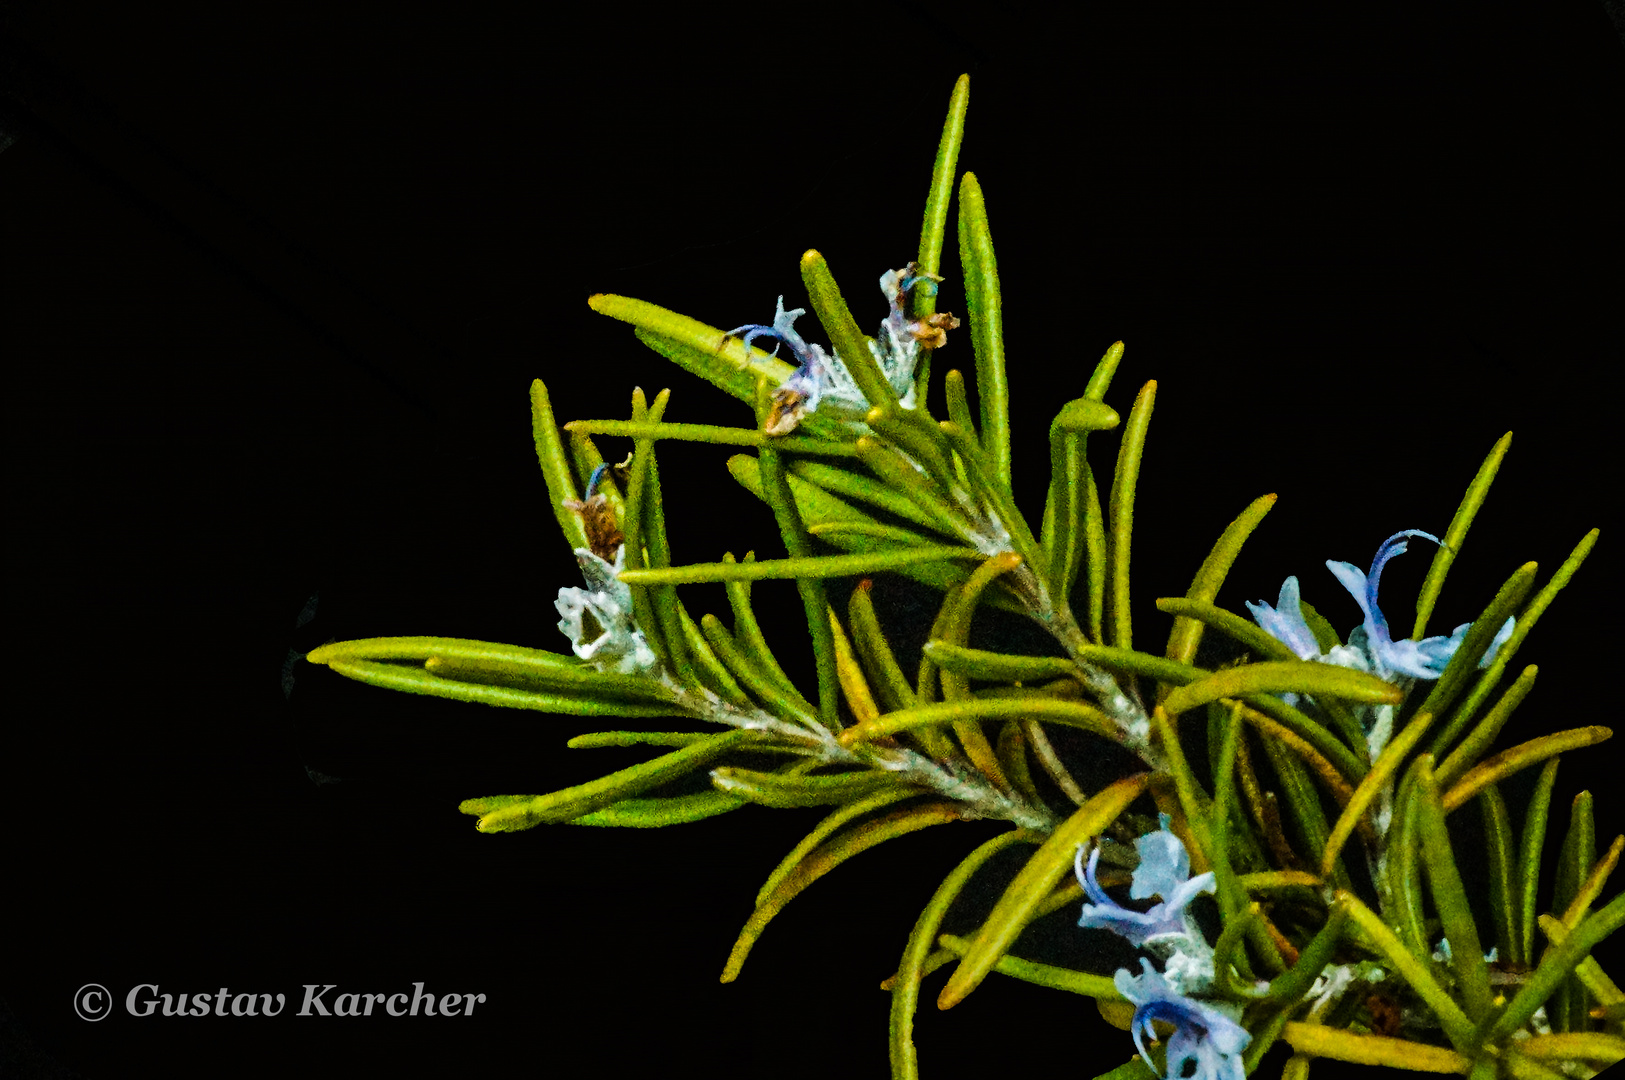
[1482,616,1515,668]
[1131,821,1192,901]
[1245,576,1321,660]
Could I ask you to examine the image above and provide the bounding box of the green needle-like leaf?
[1321,713,1434,879]
[1520,758,1563,966]
[935,933,1123,998]
[1478,892,1625,1047]
[1342,891,1479,1050]
[956,171,1010,490]
[722,801,964,983]
[1442,728,1612,813]
[699,613,821,732]
[307,637,673,701]
[1562,834,1624,929]
[1513,1032,1625,1066]
[911,73,969,326]
[1280,1024,1472,1075]
[1262,735,1351,893]
[588,293,794,403]
[1435,664,1539,789]
[618,544,982,585]
[1416,561,1538,748]
[1436,529,1599,758]
[1416,756,1494,1020]
[1414,431,1513,639]
[1480,784,1522,967]
[1552,790,1596,1032]
[800,248,897,411]
[710,766,917,808]
[565,791,746,827]
[890,826,1035,1080]
[1263,896,1351,1004]
[937,773,1150,1009]
[566,731,710,749]
[1155,597,1300,662]
[722,553,801,697]
[754,789,924,908]
[786,458,951,533]
[1162,661,1401,717]
[1106,380,1157,650]
[839,695,1121,747]
[316,656,684,717]
[564,419,857,457]
[1164,494,1278,673]
[1539,916,1625,1014]
[922,640,1077,683]
[530,378,590,554]
[461,729,752,831]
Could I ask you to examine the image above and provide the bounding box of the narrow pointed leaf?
[911,73,969,323]
[699,613,820,731]
[566,731,709,749]
[723,553,801,696]
[1479,892,1625,1046]
[461,729,751,831]
[1435,664,1539,789]
[956,171,1010,489]
[564,419,856,457]
[891,826,1036,1080]
[1163,661,1401,718]
[922,641,1077,683]
[800,248,897,410]
[1239,694,1369,786]
[710,766,915,808]
[935,933,1123,998]
[1106,380,1157,650]
[1562,834,1624,929]
[1052,397,1122,435]
[1416,756,1494,1020]
[787,458,951,532]
[307,637,674,702]
[565,791,746,827]
[1416,560,1539,745]
[317,656,684,717]
[1262,734,1351,894]
[755,789,925,908]
[721,801,964,982]
[1321,713,1433,879]
[1439,529,1599,751]
[1540,916,1625,1011]
[1156,597,1301,662]
[618,545,981,585]
[1512,1032,1625,1065]
[1280,1024,1472,1074]
[1520,758,1563,966]
[587,294,796,404]
[937,773,1149,1009]
[1480,784,1522,967]
[839,696,1122,747]
[1341,891,1479,1050]
[1165,493,1278,668]
[1442,728,1612,813]
[530,378,590,554]
[1413,431,1513,639]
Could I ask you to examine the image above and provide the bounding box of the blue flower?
[1077,814,1216,948]
[1248,530,1515,682]
[1116,958,1251,1080]
[725,266,954,435]
[1243,575,1321,661]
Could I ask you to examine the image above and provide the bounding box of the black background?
[4,3,1622,1077]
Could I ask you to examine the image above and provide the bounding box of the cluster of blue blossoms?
[1079,531,1516,1080]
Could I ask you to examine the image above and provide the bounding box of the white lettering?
[461,993,485,1016]
[126,985,160,1017]
[409,982,435,1017]
[386,993,407,1017]
[298,984,337,1016]
[262,993,286,1017]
